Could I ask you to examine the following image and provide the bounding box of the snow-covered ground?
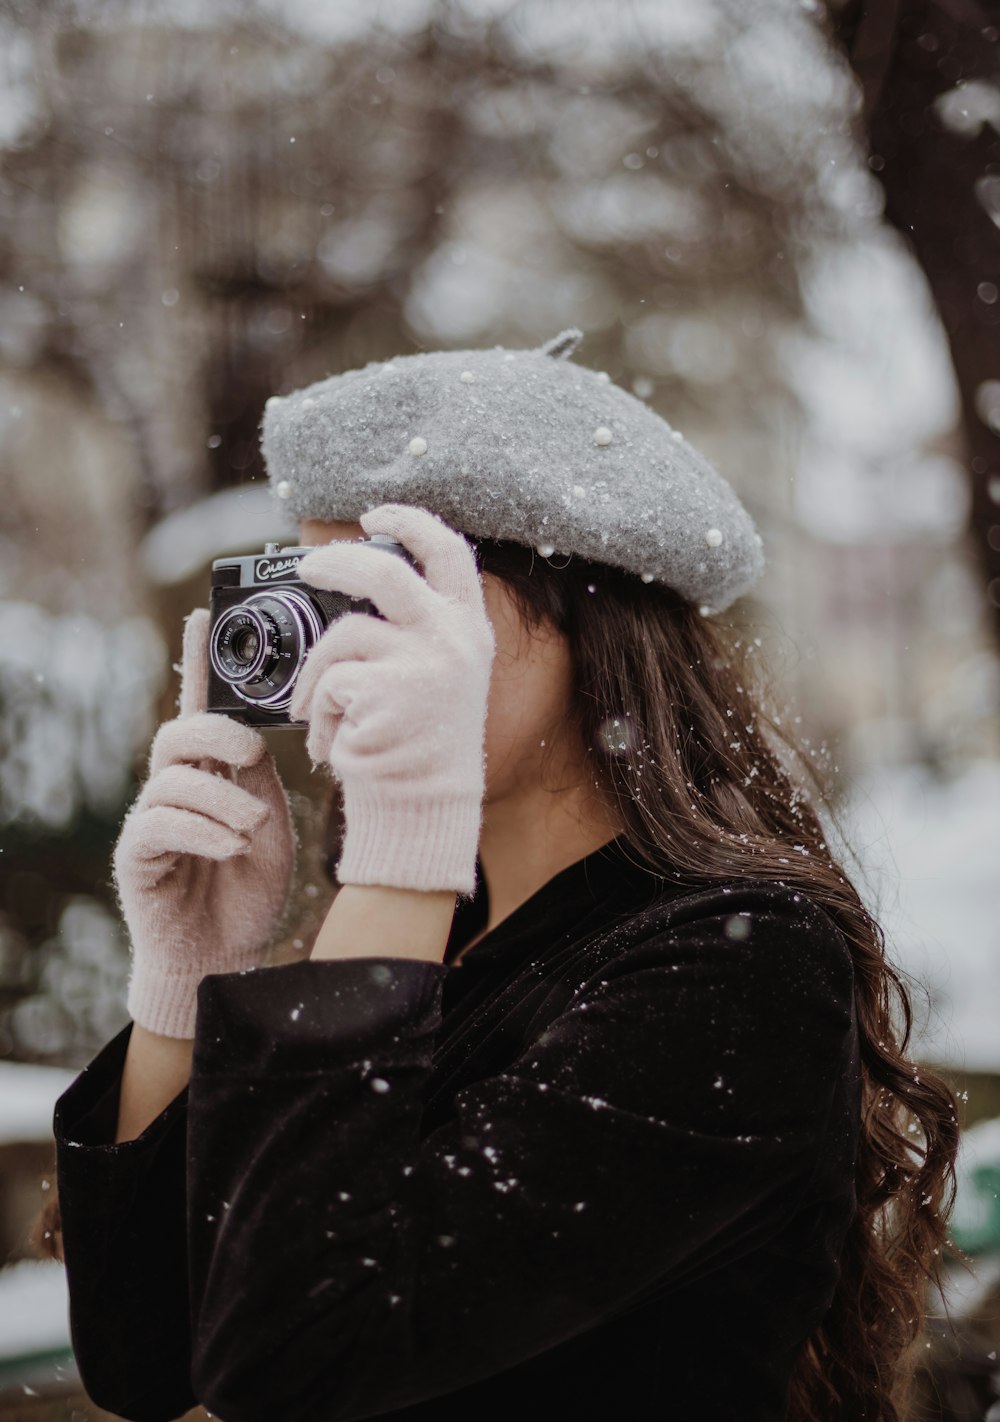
[0,1061,75,1146]
[0,1259,70,1363]
[839,756,1000,1074]
[0,1062,74,1366]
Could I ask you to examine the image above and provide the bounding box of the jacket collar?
[444,833,681,969]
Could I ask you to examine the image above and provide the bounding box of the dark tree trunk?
[828,0,1000,642]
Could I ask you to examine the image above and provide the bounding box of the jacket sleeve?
[186,888,858,1422]
[53,1022,198,1422]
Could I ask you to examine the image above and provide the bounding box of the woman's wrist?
[309,883,458,965]
[116,1024,195,1143]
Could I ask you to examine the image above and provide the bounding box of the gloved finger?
[296,541,439,630]
[289,613,402,725]
[301,664,356,765]
[360,504,485,609]
[149,712,267,778]
[179,609,211,718]
[115,803,249,870]
[136,764,271,838]
[304,701,344,771]
[301,660,395,765]
[236,755,295,848]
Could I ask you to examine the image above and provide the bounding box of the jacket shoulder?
[591,873,856,1000]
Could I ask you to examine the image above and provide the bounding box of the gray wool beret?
[260,328,765,614]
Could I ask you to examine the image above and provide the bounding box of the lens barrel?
[209,590,324,710]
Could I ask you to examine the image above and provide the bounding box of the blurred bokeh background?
[1,0,999,1417]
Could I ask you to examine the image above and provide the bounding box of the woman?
[43,330,960,1421]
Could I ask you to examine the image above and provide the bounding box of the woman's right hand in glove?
[112,608,296,1040]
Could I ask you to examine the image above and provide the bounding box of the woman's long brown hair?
[465,537,965,1420]
[33,534,966,1418]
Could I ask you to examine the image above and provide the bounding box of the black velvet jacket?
[53,835,861,1422]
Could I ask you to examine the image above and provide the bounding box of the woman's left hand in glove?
[288,504,496,896]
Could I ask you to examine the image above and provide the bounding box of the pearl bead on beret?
[260,328,765,614]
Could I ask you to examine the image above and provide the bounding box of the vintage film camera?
[206,535,417,728]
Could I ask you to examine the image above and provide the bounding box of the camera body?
[206,535,417,728]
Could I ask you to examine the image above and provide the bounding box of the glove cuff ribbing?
[335,786,483,896]
[126,954,260,1040]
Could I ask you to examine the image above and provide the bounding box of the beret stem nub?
[538,329,583,361]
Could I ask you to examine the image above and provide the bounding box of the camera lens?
[231,627,260,664]
[210,591,324,710]
[210,605,274,687]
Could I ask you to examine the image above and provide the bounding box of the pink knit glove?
[112,608,296,1039]
[288,504,496,895]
